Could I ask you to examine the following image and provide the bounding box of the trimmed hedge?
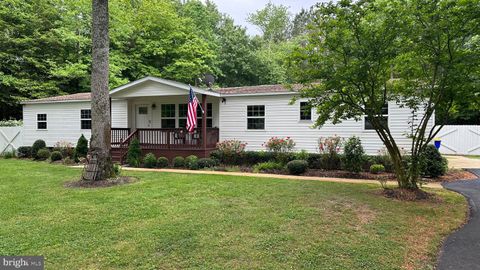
[287,160,308,175]
[17,146,32,158]
[211,150,396,173]
[50,151,63,162]
[32,139,46,159]
[143,153,157,168]
[370,164,385,174]
[157,157,169,168]
[36,148,50,161]
[197,158,217,168]
[173,156,185,168]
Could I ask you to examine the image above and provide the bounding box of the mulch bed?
[425,169,478,183]
[64,176,136,188]
[379,188,440,202]
[303,169,395,180]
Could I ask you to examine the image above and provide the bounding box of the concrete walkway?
[438,169,480,270]
[446,156,480,169]
[120,167,443,189]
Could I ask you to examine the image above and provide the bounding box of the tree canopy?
[0,0,301,119]
[290,0,480,189]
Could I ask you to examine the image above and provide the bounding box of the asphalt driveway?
[438,169,480,270]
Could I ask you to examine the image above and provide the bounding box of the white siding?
[23,99,128,146]
[126,96,220,129]
[112,99,128,128]
[219,94,434,155]
[111,81,189,98]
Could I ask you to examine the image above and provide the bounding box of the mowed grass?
[0,159,466,270]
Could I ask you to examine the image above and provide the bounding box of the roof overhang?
[109,76,221,98]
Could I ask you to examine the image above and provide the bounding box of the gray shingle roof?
[22,83,302,104]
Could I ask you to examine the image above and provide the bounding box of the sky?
[207,0,325,36]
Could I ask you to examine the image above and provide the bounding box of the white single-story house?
[21,76,433,162]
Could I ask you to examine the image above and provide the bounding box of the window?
[79,109,91,130]
[300,102,311,120]
[178,104,188,129]
[179,103,213,129]
[364,104,388,130]
[247,105,265,130]
[161,104,176,128]
[197,103,213,128]
[138,107,148,115]
[37,114,47,130]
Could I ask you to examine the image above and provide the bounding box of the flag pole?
[189,84,205,114]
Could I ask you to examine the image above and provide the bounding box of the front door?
[135,105,152,128]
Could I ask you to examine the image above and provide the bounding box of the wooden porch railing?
[111,128,130,148]
[113,128,220,163]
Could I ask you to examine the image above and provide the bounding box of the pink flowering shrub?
[318,135,343,155]
[263,137,296,153]
[215,140,247,164]
[216,140,247,156]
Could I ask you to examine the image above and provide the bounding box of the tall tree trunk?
[84,0,112,180]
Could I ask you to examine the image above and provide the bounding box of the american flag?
[186,86,201,133]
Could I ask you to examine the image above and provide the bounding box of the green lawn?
[0,159,466,270]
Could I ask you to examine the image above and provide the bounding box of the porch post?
[201,94,207,151]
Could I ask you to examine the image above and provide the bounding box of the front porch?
[107,77,222,163]
[111,127,219,163]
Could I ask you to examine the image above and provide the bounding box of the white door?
[135,105,152,128]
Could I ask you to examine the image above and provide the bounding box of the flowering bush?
[214,140,247,165]
[216,140,247,156]
[318,135,343,155]
[0,119,23,127]
[263,137,295,153]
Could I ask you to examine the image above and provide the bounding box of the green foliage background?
[0,0,305,119]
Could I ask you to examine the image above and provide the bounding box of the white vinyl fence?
[0,126,24,155]
[437,125,480,155]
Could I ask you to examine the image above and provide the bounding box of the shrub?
[17,146,32,158]
[215,140,247,164]
[318,136,342,155]
[32,139,46,159]
[317,136,343,170]
[264,137,296,153]
[188,160,199,170]
[126,138,141,167]
[112,163,122,177]
[143,153,157,168]
[294,149,310,161]
[370,164,385,174]
[2,151,15,159]
[157,157,169,168]
[197,158,217,168]
[287,160,308,175]
[343,136,365,173]
[36,148,51,161]
[74,135,89,159]
[63,157,75,165]
[253,161,284,173]
[50,151,63,162]
[185,155,198,168]
[173,156,185,168]
[420,144,447,178]
[243,151,275,165]
[53,141,74,158]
